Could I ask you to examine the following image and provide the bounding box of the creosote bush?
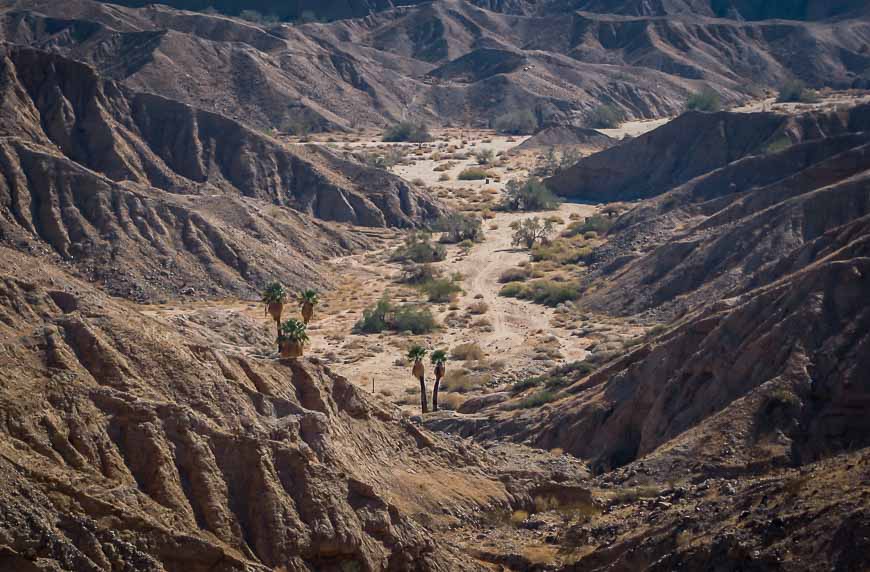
[391,231,446,263]
[353,296,437,334]
[458,167,491,180]
[686,87,722,112]
[383,122,432,143]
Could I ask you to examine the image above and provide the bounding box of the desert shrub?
[353,297,437,334]
[467,301,489,315]
[502,178,560,211]
[533,361,596,390]
[412,177,426,186]
[391,231,446,263]
[511,217,557,249]
[458,168,491,180]
[765,135,793,154]
[441,369,491,393]
[585,104,624,129]
[500,282,527,298]
[563,215,613,237]
[383,122,432,143]
[510,280,580,306]
[499,267,531,283]
[401,263,441,285]
[359,147,405,169]
[419,277,462,303]
[438,392,466,410]
[777,80,816,103]
[435,213,484,244]
[511,377,541,394]
[493,110,539,135]
[475,149,495,165]
[392,304,437,334]
[451,342,485,361]
[438,173,451,181]
[686,87,722,112]
[239,9,278,23]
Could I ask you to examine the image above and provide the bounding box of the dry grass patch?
[451,342,485,361]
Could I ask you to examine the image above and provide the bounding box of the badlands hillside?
[0,1,869,571]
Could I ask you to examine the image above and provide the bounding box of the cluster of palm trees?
[262,282,447,414]
[261,281,319,359]
[407,345,448,413]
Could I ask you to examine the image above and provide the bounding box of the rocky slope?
[0,44,442,301]
[2,0,869,130]
[0,246,593,571]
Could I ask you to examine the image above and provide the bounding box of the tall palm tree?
[430,349,447,412]
[262,282,287,335]
[278,319,309,359]
[407,345,428,413]
[298,289,319,325]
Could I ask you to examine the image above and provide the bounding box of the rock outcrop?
[0,247,519,571]
[2,0,869,129]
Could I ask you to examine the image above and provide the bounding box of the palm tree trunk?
[418,375,428,414]
[432,374,441,412]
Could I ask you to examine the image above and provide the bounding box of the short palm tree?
[298,289,319,325]
[430,349,447,412]
[278,319,309,359]
[407,345,428,413]
[262,282,287,334]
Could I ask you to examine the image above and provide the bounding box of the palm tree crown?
[407,345,427,362]
[299,289,319,305]
[262,281,287,304]
[430,350,447,365]
[278,319,309,344]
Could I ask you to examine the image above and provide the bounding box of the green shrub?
[511,217,556,249]
[383,122,432,143]
[458,168,491,180]
[401,263,441,285]
[435,213,484,244]
[391,231,446,263]
[502,178,560,211]
[586,104,624,129]
[392,304,437,334]
[419,277,462,303]
[523,280,580,306]
[686,87,722,112]
[511,378,541,394]
[500,282,527,298]
[475,149,495,165]
[499,267,531,283]
[777,80,817,103]
[493,110,539,135]
[353,297,437,334]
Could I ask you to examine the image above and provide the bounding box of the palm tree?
[407,345,428,413]
[430,349,447,412]
[298,289,319,325]
[262,282,287,334]
[278,319,309,359]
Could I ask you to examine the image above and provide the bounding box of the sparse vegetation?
[391,231,446,263]
[506,389,558,409]
[502,178,560,211]
[777,80,817,103]
[585,104,624,129]
[499,266,531,283]
[686,87,722,112]
[354,297,437,334]
[500,279,580,306]
[563,215,614,237]
[493,110,539,135]
[435,213,484,244]
[457,167,491,180]
[419,276,462,303]
[475,149,495,165]
[383,121,432,143]
[511,217,556,249]
[451,342,485,361]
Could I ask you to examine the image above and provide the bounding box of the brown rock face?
[0,45,443,301]
[3,0,869,129]
[0,248,516,571]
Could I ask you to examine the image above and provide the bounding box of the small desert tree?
[408,345,429,413]
[436,213,484,244]
[278,319,309,359]
[686,87,722,112]
[502,178,561,211]
[511,217,556,249]
[298,289,319,324]
[475,148,495,166]
[430,350,447,412]
[493,110,539,135]
[262,282,288,334]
